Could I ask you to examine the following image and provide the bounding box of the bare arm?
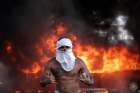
[78,58,94,85]
[40,60,55,87]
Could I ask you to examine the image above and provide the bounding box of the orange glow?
[74,44,140,73]
[22,62,41,75]
[15,90,20,93]
[55,22,66,35]
[21,22,68,75]
[32,22,140,74]
[4,41,13,54]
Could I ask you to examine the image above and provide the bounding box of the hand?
[40,80,47,87]
[40,79,52,87]
[79,73,94,85]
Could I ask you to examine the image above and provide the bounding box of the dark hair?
[57,36,69,41]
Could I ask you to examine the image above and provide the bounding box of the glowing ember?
[4,41,13,54]
[22,62,41,75]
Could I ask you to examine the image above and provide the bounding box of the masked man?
[40,37,93,93]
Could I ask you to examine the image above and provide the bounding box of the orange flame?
[74,43,140,73]
[21,23,68,75]
[33,22,140,74]
[22,62,41,75]
[34,22,67,63]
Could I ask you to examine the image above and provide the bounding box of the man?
[40,37,93,93]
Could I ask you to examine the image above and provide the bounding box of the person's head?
[56,37,73,52]
[56,37,76,71]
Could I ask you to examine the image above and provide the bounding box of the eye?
[58,46,70,50]
[65,46,70,49]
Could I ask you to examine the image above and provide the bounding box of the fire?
[34,22,140,74]
[55,22,66,35]
[22,62,41,75]
[74,44,140,73]
[6,22,138,75]
[20,23,68,75]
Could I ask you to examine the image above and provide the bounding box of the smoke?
[1,0,138,47]
[108,13,134,46]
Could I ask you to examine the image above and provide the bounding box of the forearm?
[40,72,53,87]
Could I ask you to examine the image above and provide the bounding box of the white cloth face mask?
[56,38,76,71]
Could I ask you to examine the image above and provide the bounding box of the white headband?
[56,38,73,49]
